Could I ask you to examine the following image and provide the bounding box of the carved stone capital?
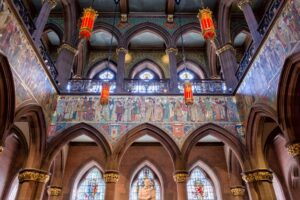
[166,48,178,55]
[18,168,50,183]
[167,14,174,23]
[242,169,273,183]
[121,14,128,23]
[287,143,300,157]
[173,171,189,183]
[216,43,235,56]
[104,171,120,183]
[58,43,78,55]
[116,47,128,55]
[237,0,251,10]
[43,0,57,9]
[230,186,246,196]
[47,186,62,196]
[0,146,3,153]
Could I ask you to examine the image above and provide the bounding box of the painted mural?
[50,96,242,147]
[0,4,57,123]
[237,0,300,122]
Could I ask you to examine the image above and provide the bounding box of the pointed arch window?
[130,166,161,200]
[187,167,216,200]
[178,70,196,81]
[76,167,105,200]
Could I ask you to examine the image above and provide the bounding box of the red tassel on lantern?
[100,82,110,105]
[184,81,194,105]
[79,7,98,40]
[198,8,216,40]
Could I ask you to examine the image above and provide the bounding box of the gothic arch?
[14,104,47,168]
[0,53,15,146]
[124,22,171,48]
[217,0,234,45]
[182,123,247,171]
[42,123,112,170]
[172,22,201,46]
[129,59,165,79]
[277,52,300,143]
[112,123,182,170]
[61,0,77,44]
[87,59,118,79]
[93,23,123,46]
[44,23,64,43]
[177,60,208,79]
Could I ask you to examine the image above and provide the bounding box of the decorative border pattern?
[18,169,50,183]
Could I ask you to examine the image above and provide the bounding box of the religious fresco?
[0,5,57,123]
[50,96,242,147]
[237,0,300,122]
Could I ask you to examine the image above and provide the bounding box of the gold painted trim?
[230,187,246,196]
[287,143,300,157]
[167,14,174,23]
[47,186,62,196]
[173,172,189,183]
[242,169,273,183]
[104,172,120,183]
[121,14,128,23]
[237,0,251,10]
[18,169,50,183]
[116,47,128,55]
[166,48,178,55]
[216,44,235,56]
[58,43,78,55]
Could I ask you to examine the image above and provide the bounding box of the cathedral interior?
[0,0,300,199]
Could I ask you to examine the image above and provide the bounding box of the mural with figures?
[49,96,243,147]
[237,0,300,122]
[0,4,57,123]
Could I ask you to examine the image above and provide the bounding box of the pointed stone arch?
[129,59,165,79]
[112,123,182,170]
[182,123,247,171]
[42,123,112,170]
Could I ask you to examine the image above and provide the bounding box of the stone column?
[56,43,78,88]
[166,48,179,93]
[104,170,119,200]
[230,186,246,200]
[16,168,50,200]
[47,186,62,200]
[73,39,87,79]
[216,43,238,91]
[32,0,57,45]
[173,171,189,200]
[287,143,300,167]
[237,0,262,46]
[116,47,127,93]
[242,169,276,200]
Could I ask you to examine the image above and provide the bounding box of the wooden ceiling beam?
[167,0,175,14]
[120,0,128,14]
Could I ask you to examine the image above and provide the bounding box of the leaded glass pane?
[179,71,195,80]
[139,70,155,80]
[99,70,115,80]
[76,167,105,200]
[187,167,215,200]
[130,167,161,200]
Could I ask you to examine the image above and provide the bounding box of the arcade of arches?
[0,0,300,199]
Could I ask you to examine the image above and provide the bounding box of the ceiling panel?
[129,0,166,13]
[175,0,217,13]
[90,31,118,47]
[177,31,205,47]
[78,0,119,13]
[130,32,165,48]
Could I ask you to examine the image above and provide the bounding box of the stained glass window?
[139,70,155,80]
[130,167,161,200]
[179,70,195,80]
[98,70,115,80]
[76,167,105,200]
[187,167,216,200]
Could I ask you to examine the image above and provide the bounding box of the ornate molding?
[216,43,235,56]
[237,0,251,10]
[242,169,273,183]
[104,171,120,183]
[58,43,78,55]
[0,146,3,153]
[166,48,178,55]
[173,172,189,183]
[18,169,50,183]
[121,14,128,23]
[167,14,174,23]
[230,186,246,196]
[287,143,300,157]
[47,186,62,196]
[116,47,128,55]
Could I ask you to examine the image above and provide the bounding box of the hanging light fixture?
[79,0,98,40]
[99,0,119,105]
[197,0,216,40]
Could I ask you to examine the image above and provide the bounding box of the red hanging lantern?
[198,8,216,40]
[79,7,98,40]
[100,82,110,105]
[184,81,194,105]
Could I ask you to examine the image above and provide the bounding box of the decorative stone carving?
[47,186,62,196]
[121,14,128,23]
[242,169,273,183]
[287,143,300,157]
[230,186,246,196]
[166,48,178,55]
[104,171,120,183]
[58,43,78,55]
[18,169,50,183]
[116,47,128,55]
[237,0,251,10]
[216,43,235,56]
[167,14,174,23]
[173,172,189,183]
